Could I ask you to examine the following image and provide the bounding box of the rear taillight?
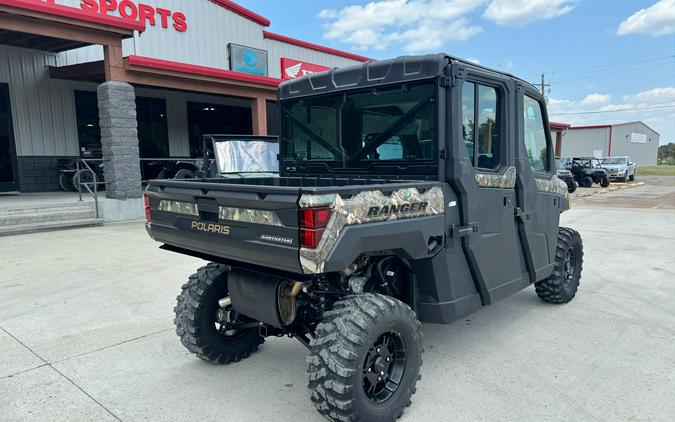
[144,192,151,222]
[299,207,331,249]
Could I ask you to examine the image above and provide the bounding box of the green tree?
[658,143,675,163]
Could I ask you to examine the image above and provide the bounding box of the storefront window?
[266,101,280,136]
[75,92,169,159]
[74,91,101,158]
[136,96,169,158]
[187,101,252,157]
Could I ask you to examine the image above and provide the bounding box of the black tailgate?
[146,180,302,273]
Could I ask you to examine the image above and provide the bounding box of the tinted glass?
[477,85,499,169]
[74,90,101,158]
[281,82,436,166]
[266,101,280,136]
[0,84,15,185]
[523,95,549,172]
[136,96,169,158]
[187,101,252,157]
[462,82,475,161]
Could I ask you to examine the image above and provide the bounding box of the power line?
[600,76,675,95]
[541,54,675,76]
[551,58,675,85]
[550,103,675,116]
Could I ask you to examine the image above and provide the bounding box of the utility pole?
[532,73,551,102]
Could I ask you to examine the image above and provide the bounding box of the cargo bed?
[145,177,441,274]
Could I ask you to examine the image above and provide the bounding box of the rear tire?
[174,168,195,179]
[59,173,75,192]
[174,263,264,364]
[307,294,422,422]
[535,228,583,304]
[581,176,593,188]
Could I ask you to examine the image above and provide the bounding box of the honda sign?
[281,58,330,80]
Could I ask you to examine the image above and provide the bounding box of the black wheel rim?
[362,331,407,403]
[562,248,577,288]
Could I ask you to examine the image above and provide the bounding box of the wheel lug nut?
[376,348,380,353]
[380,371,385,376]
[386,357,390,362]
[377,377,382,381]
[368,368,372,372]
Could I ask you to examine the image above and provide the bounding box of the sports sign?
[281,58,330,80]
[40,0,188,32]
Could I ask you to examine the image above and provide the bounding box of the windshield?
[281,81,437,170]
[555,159,566,170]
[214,139,279,173]
[602,157,627,165]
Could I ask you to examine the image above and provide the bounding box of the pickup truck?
[145,54,583,422]
[601,156,637,182]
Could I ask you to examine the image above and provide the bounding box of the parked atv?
[568,157,610,188]
[57,159,105,192]
[145,55,583,422]
[555,158,576,193]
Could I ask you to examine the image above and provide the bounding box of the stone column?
[97,81,142,199]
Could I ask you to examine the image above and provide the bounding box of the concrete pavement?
[1,179,674,421]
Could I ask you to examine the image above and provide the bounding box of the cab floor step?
[0,218,104,237]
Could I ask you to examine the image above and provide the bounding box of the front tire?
[535,228,583,304]
[567,182,577,194]
[581,176,593,188]
[600,177,610,188]
[174,263,264,364]
[307,294,423,422]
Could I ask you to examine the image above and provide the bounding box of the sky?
[238,0,675,144]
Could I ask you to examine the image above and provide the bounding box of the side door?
[514,85,562,281]
[451,72,528,305]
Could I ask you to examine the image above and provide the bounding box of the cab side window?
[462,82,501,170]
[523,95,550,173]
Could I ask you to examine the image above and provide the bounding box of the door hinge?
[514,207,531,221]
[440,75,451,88]
[450,222,479,238]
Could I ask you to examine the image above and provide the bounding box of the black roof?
[279,53,537,100]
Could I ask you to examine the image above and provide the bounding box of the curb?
[574,181,645,198]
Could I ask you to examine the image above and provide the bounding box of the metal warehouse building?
[0,0,369,213]
[559,121,660,166]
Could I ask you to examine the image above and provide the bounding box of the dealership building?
[552,121,660,166]
[0,0,369,206]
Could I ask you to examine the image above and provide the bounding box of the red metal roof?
[209,0,270,27]
[263,31,375,63]
[0,0,145,32]
[549,121,571,129]
[126,55,283,87]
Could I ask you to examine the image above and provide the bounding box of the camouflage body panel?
[475,166,517,189]
[158,200,198,216]
[299,185,445,274]
[535,175,570,199]
[218,206,283,226]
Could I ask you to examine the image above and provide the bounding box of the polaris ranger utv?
[145,54,583,422]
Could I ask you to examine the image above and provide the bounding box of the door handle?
[514,207,531,221]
